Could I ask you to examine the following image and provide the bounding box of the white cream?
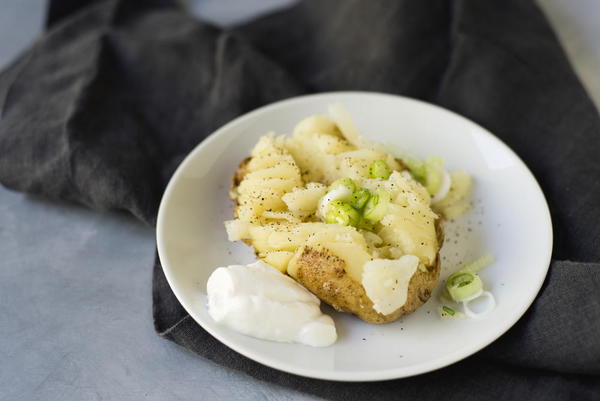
[206,261,337,347]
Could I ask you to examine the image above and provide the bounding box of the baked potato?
[225,105,468,324]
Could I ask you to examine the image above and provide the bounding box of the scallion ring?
[349,188,371,210]
[401,155,426,182]
[363,189,391,223]
[329,177,356,193]
[325,200,361,227]
[446,271,483,302]
[424,157,445,195]
[462,291,496,319]
[368,160,392,180]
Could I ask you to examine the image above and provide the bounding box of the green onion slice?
[329,177,356,193]
[363,189,391,223]
[401,155,426,182]
[458,254,494,274]
[442,306,456,316]
[446,254,494,303]
[446,272,483,302]
[443,254,497,319]
[357,216,374,231]
[325,200,361,227]
[368,160,392,180]
[424,157,445,195]
[349,188,371,210]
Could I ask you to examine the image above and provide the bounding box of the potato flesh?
[282,183,327,219]
[260,251,295,273]
[293,115,341,138]
[314,133,354,155]
[338,149,397,180]
[360,171,438,265]
[362,255,420,315]
[286,118,400,185]
[433,170,473,219]
[232,220,371,281]
[378,203,438,266]
[235,135,302,225]
[286,137,340,184]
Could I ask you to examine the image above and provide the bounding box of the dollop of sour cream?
[206,261,337,347]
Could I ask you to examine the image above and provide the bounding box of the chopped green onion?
[438,305,465,319]
[349,188,371,210]
[363,189,391,223]
[329,177,356,193]
[357,216,374,231]
[401,155,426,181]
[463,291,496,319]
[368,160,392,180]
[446,271,483,302]
[426,156,444,169]
[442,306,456,316]
[458,254,494,274]
[325,200,361,227]
[442,255,496,319]
[424,157,445,195]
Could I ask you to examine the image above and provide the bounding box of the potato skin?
[231,158,444,324]
[293,242,441,324]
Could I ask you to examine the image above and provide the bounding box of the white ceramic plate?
[156,92,552,381]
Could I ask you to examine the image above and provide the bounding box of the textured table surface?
[1,1,599,400]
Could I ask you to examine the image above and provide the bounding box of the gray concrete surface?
[0,1,599,400]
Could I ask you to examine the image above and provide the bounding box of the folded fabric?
[0,0,304,223]
[1,0,599,399]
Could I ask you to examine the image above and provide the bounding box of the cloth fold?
[1,0,599,399]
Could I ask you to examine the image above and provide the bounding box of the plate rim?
[156,91,553,382]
